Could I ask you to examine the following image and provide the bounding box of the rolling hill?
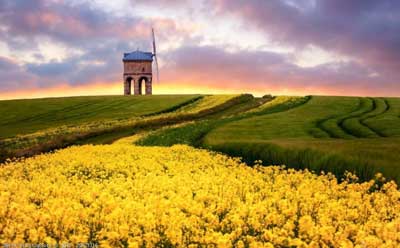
[136,95,400,183]
[1,94,400,246]
[0,95,200,138]
[1,94,400,183]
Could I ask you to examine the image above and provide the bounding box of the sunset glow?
[1,0,399,99]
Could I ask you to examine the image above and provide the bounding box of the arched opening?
[125,77,133,95]
[138,77,147,95]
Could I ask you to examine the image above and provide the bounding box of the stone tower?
[122,51,153,95]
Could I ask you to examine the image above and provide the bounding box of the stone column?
[134,78,141,95]
[124,78,131,95]
[145,77,152,95]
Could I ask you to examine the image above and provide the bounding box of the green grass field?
[0,95,200,138]
[204,96,400,141]
[203,96,400,182]
[1,94,400,183]
[0,94,253,161]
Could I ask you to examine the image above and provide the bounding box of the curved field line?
[144,96,203,116]
[339,97,382,138]
[137,96,312,148]
[359,98,389,122]
[314,118,340,138]
[253,95,312,117]
[315,98,363,139]
[316,98,381,139]
[197,96,312,146]
[337,98,372,128]
[358,98,389,137]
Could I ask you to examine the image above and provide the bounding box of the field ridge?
[137,96,311,148]
[143,96,203,116]
[316,97,382,138]
[358,98,390,137]
[339,97,383,138]
[314,99,359,139]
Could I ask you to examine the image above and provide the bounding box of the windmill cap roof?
[123,51,154,61]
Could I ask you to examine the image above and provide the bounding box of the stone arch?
[124,76,134,95]
[138,77,147,95]
[135,76,152,95]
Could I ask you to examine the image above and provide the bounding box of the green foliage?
[208,142,377,182]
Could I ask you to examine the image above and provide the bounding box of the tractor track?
[316,97,386,139]
[359,98,390,137]
[315,98,364,139]
[338,97,382,138]
[314,118,339,138]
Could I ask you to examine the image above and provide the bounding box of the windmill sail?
[152,28,160,83]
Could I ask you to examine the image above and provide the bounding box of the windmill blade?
[152,28,160,83]
[154,55,160,83]
[152,28,157,56]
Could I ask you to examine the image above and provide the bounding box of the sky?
[0,0,399,99]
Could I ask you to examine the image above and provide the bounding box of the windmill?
[152,28,160,84]
[122,28,160,95]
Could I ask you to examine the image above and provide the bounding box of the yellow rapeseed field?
[175,95,238,114]
[0,144,399,247]
[245,96,304,114]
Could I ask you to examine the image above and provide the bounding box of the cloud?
[161,45,398,96]
[0,0,188,92]
[214,0,400,74]
[23,40,128,87]
[0,0,399,98]
[0,0,183,52]
[0,57,39,91]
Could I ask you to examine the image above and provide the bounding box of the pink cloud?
[0,0,399,99]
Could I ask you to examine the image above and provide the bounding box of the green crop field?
[0,95,199,138]
[137,95,400,183]
[205,96,400,141]
[201,96,400,182]
[1,94,400,183]
[0,94,249,160]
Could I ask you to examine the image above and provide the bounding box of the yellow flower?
[0,144,398,247]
